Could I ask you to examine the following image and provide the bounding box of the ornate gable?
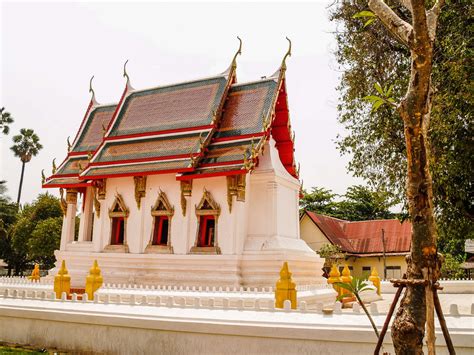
[195,189,220,216]
[109,193,129,218]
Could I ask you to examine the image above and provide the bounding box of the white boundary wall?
[0,290,473,355]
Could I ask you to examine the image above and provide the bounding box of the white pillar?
[60,189,78,249]
[78,187,94,242]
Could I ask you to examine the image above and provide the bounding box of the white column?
[78,187,94,242]
[60,189,77,249]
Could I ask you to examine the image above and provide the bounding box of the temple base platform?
[48,250,325,288]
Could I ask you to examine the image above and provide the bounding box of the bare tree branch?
[427,0,446,41]
[369,0,413,48]
[397,0,412,13]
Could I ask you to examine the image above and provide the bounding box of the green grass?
[0,345,50,354]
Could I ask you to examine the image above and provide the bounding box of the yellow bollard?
[54,260,71,299]
[368,267,381,295]
[275,262,297,309]
[327,264,342,297]
[85,260,103,300]
[340,264,353,298]
[28,264,40,281]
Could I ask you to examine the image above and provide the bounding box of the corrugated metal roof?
[304,211,411,254]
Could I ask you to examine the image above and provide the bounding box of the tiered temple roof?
[43,39,299,189]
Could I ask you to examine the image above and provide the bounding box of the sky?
[0,1,363,204]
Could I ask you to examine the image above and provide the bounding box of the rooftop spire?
[222,36,242,76]
[270,37,292,78]
[123,59,133,90]
[231,36,243,70]
[89,75,98,105]
[281,37,292,70]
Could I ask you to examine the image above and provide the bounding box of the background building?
[300,210,412,279]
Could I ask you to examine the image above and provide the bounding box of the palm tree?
[0,107,14,135]
[10,128,43,204]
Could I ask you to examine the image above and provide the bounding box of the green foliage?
[0,184,18,274]
[335,276,379,338]
[335,277,374,302]
[300,185,397,221]
[317,243,343,260]
[330,0,473,256]
[300,187,339,216]
[0,107,14,135]
[10,128,43,163]
[28,217,62,269]
[3,193,62,274]
[440,253,465,279]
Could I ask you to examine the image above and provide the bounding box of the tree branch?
[427,0,445,41]
[369,0,413,48]
[397,0,412,13]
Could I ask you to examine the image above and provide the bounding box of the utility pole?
[381,228,387,280]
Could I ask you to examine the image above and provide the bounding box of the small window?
[152,216,169,246]
[386,266,402,279]
[198,215,215,247]
[111,217,125,245]
[362,266,371,272]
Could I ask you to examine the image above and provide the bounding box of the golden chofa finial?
[89,75,98,105]
[123,59,133,89]
[52,158,57,174]
[231,36,243,69]
[67,136,72,152]
[281,37,292,70]
[41,169,46,184]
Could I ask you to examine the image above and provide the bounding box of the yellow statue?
[28,264,40,281]
[85,260,103,300]
[340,264,353,298]
[327,264,342,296]
[368,267,381,295]
[275,262,297,309]
[54,260,71,299]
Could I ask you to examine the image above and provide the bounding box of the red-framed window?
[152,216,169,246]
[198,215,215,247]
[111,217,125,245]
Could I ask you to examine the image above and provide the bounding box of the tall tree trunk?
[367,0,445,353]
[16,161,25,205]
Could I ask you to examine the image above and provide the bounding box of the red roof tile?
[304,211,411,254]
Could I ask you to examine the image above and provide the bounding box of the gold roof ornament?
[67,136,72,152]
[89,75,98,106]
[123,59,133,90]
[52,158,57,174]
[231,36,242,70]
[270,37,292,78]
[281,37,292,71]
[222,36,243,77]
[41,169,45,184]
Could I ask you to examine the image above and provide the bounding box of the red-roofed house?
[300,211,412,279]
[42,40,325,288]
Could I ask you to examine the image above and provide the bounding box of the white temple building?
[43,39,324,287]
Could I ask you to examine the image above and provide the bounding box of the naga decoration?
[180,180,193,216]
[231,36,242,70]
[41,169,46,184]
[281,37,292,70]
[52,158,57,174]
[123,59,133,90]
[59,188,67,215]
[133,176,147,209]
[89,75,98,105]
[67,136,72,152]
[92,186,101,218]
